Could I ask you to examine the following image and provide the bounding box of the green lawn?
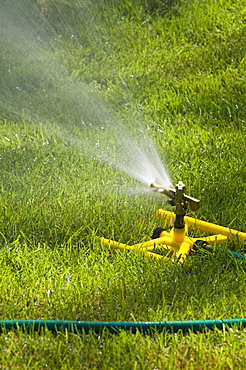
[1,0,246,368]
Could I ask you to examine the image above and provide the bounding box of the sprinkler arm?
[150,181,200,213]
[150,182,175,199]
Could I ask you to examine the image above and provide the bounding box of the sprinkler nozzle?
[150,181,200,213]
[150,182,175,198]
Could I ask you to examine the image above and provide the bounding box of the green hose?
[1,318,246,334]
[0,250,244,335]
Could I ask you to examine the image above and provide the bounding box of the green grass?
[1,0,246,368]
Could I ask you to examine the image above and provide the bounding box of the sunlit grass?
[1,0,246,368]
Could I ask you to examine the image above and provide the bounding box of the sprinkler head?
[150,181,200,213]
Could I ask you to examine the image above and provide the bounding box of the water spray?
[102,180,246,263]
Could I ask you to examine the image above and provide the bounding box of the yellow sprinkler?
[101,181,246,263]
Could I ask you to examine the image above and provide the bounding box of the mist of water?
[0,0,172,189]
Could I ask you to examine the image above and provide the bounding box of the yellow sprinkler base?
[101,181,246,263]
[157,210,246,243]
[101,213,230,264]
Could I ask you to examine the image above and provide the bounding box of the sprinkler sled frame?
[101,181,246,263]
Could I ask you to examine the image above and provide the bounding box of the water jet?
[0,0,171,192]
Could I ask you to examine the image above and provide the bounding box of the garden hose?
[1,318,246,334]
